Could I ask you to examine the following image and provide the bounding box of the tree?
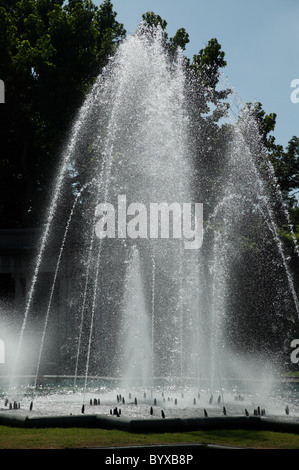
[140,13,232,215]
[141,11,167,31]
[244,102,299,232]
[170,27,190,51]
[0,0,125,228]
[187,38,232,213]
[141,11,190,53]
[271,136,299,234]
[244,101,277,149]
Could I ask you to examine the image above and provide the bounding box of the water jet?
[1,23,298,433]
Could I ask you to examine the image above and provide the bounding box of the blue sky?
[94,0,299,148]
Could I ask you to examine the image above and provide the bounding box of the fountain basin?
[1,411,299,436]
[1,375,299,434]
[2,24,298,436]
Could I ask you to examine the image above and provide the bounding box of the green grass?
[0,426,299,449]
[287,371,299,377]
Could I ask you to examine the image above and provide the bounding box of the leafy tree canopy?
[0,0,125,227]
[0,3,297,239]
[243,102,299,233]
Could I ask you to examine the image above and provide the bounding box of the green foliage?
[189,37,231,118]
[0,425,298,449]
[245,102,277,148]
[141,12,189,52]
[141,11,167,31]
[241,102,299,239]
[0,0,125,227]
[192,37,226,73]
[1,2,298,238]
[169,28,189,51]
[272,137,299,232]
[270,137,299,195]
[247,102,298,216]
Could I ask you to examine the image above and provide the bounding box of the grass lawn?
[0,426,299,449]
[287,371,299,377]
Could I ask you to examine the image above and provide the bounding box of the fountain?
[1,24,299,432]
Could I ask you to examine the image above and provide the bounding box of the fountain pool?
[1,24,299,431]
